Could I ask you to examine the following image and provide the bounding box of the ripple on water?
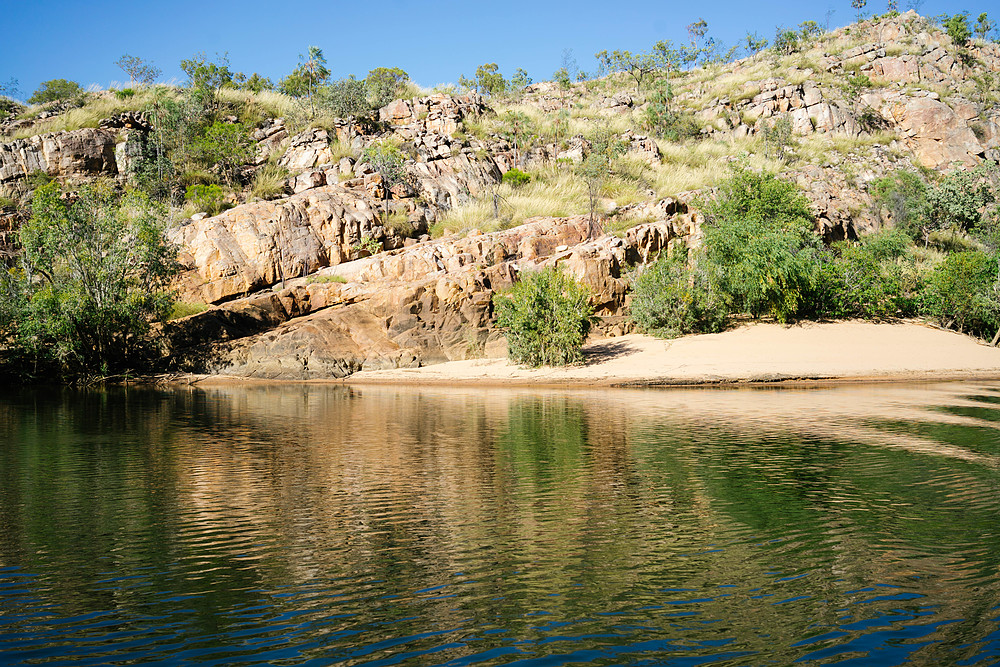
[2,383,1000,665]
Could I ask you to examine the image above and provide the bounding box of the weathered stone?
[897,97,983,168]
[278,129,334,172]
[0,128,117,188]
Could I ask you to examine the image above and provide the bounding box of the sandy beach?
[341,321,1000,387]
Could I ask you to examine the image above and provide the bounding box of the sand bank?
[343,321,1000,387]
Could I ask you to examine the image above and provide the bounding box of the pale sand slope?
[345,321,1000,387]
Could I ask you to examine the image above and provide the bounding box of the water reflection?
[1,383,1000,665]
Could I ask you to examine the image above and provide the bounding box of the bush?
[774,28,799,55]
[700,164,819,321]
[814,229,919,319]
[493,268,594,367]
[0,96,24,116]
[502,168,531,188]
[189,121,254,187]
[316,77,370,118]
[629,247,728,337]
[114,88,137,101]
[185,184,231,216]
[924,250,999,339]
[28,79,83,105]
[365,67,409,109]
[870,170,930,240]
[944,13,972,47]
[1,182,178,381]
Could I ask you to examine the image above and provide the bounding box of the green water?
[1,383,999,665]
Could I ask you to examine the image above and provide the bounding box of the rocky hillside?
[2,11,998,380]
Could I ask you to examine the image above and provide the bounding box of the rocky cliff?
[2,11,997,379]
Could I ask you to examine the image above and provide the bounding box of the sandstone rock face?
[162,215,690,379]
[896,96,984,168]
[380,93,487,136]
[0,128,117,190]
[279,128,335,171]
[169,184,402,304]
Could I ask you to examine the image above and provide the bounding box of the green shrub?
[190,121,254,187]
[1,181,178,381]
[815,229,919,319]
[493,268,594,367]
[365,67,409,109]
[944,13,972,47]
[316,76,370,118]
[629,247,728,337]
[114,88,137,101]
[185,184,231,216]
[307,274,347,284]
[502,168,531,188]
[700,164,819,321]
[924,250,999,339]
[643,80,699,141]
[774,28,799,55]
[870,170,930,240]
[0,96,23,116]
[28,79,83,105]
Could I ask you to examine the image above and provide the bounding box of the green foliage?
[168,301,208,320]
[180,52,233,113]
[1,181,178,380]
[629,247,728,337]
[870,169,931,241]
[643,79,700,142]
[189,121,254,188]
[773,28,800,55]
[701,164,819,321]
[307,274,347,284]
[928,166,995,232]
[852,0,867,22]
[316,76,369,118]
[493,268,594,367]
[502,168,531,188]
[365,67,409,109]
[283,46,331,118]
[0,95,22,116]
[28,79,83,105]
[362,140,409,214]
[114,88,137,101]
[461,63,508,96]
[510,68,532,91]
[924,250,999,338]
[743,32,769,56]
[553,67,572,89]
[353,235,381,256]
[115,54,161,86]
[595,48,669,92]
[815,229,919,319]
[761,116,793,159]
[236,72,274,93]
[799,20,822,38]
[497,110,537,166]
[976,12,995,41]
[185,184,231,216]
[944,13,972,47]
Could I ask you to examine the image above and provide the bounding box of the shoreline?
[174,321,1000,390]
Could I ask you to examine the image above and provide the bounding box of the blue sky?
[0,0,985,99]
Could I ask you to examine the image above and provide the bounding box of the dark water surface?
[2,382,1000,666]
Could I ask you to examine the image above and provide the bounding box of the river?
[1,382,999,665]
